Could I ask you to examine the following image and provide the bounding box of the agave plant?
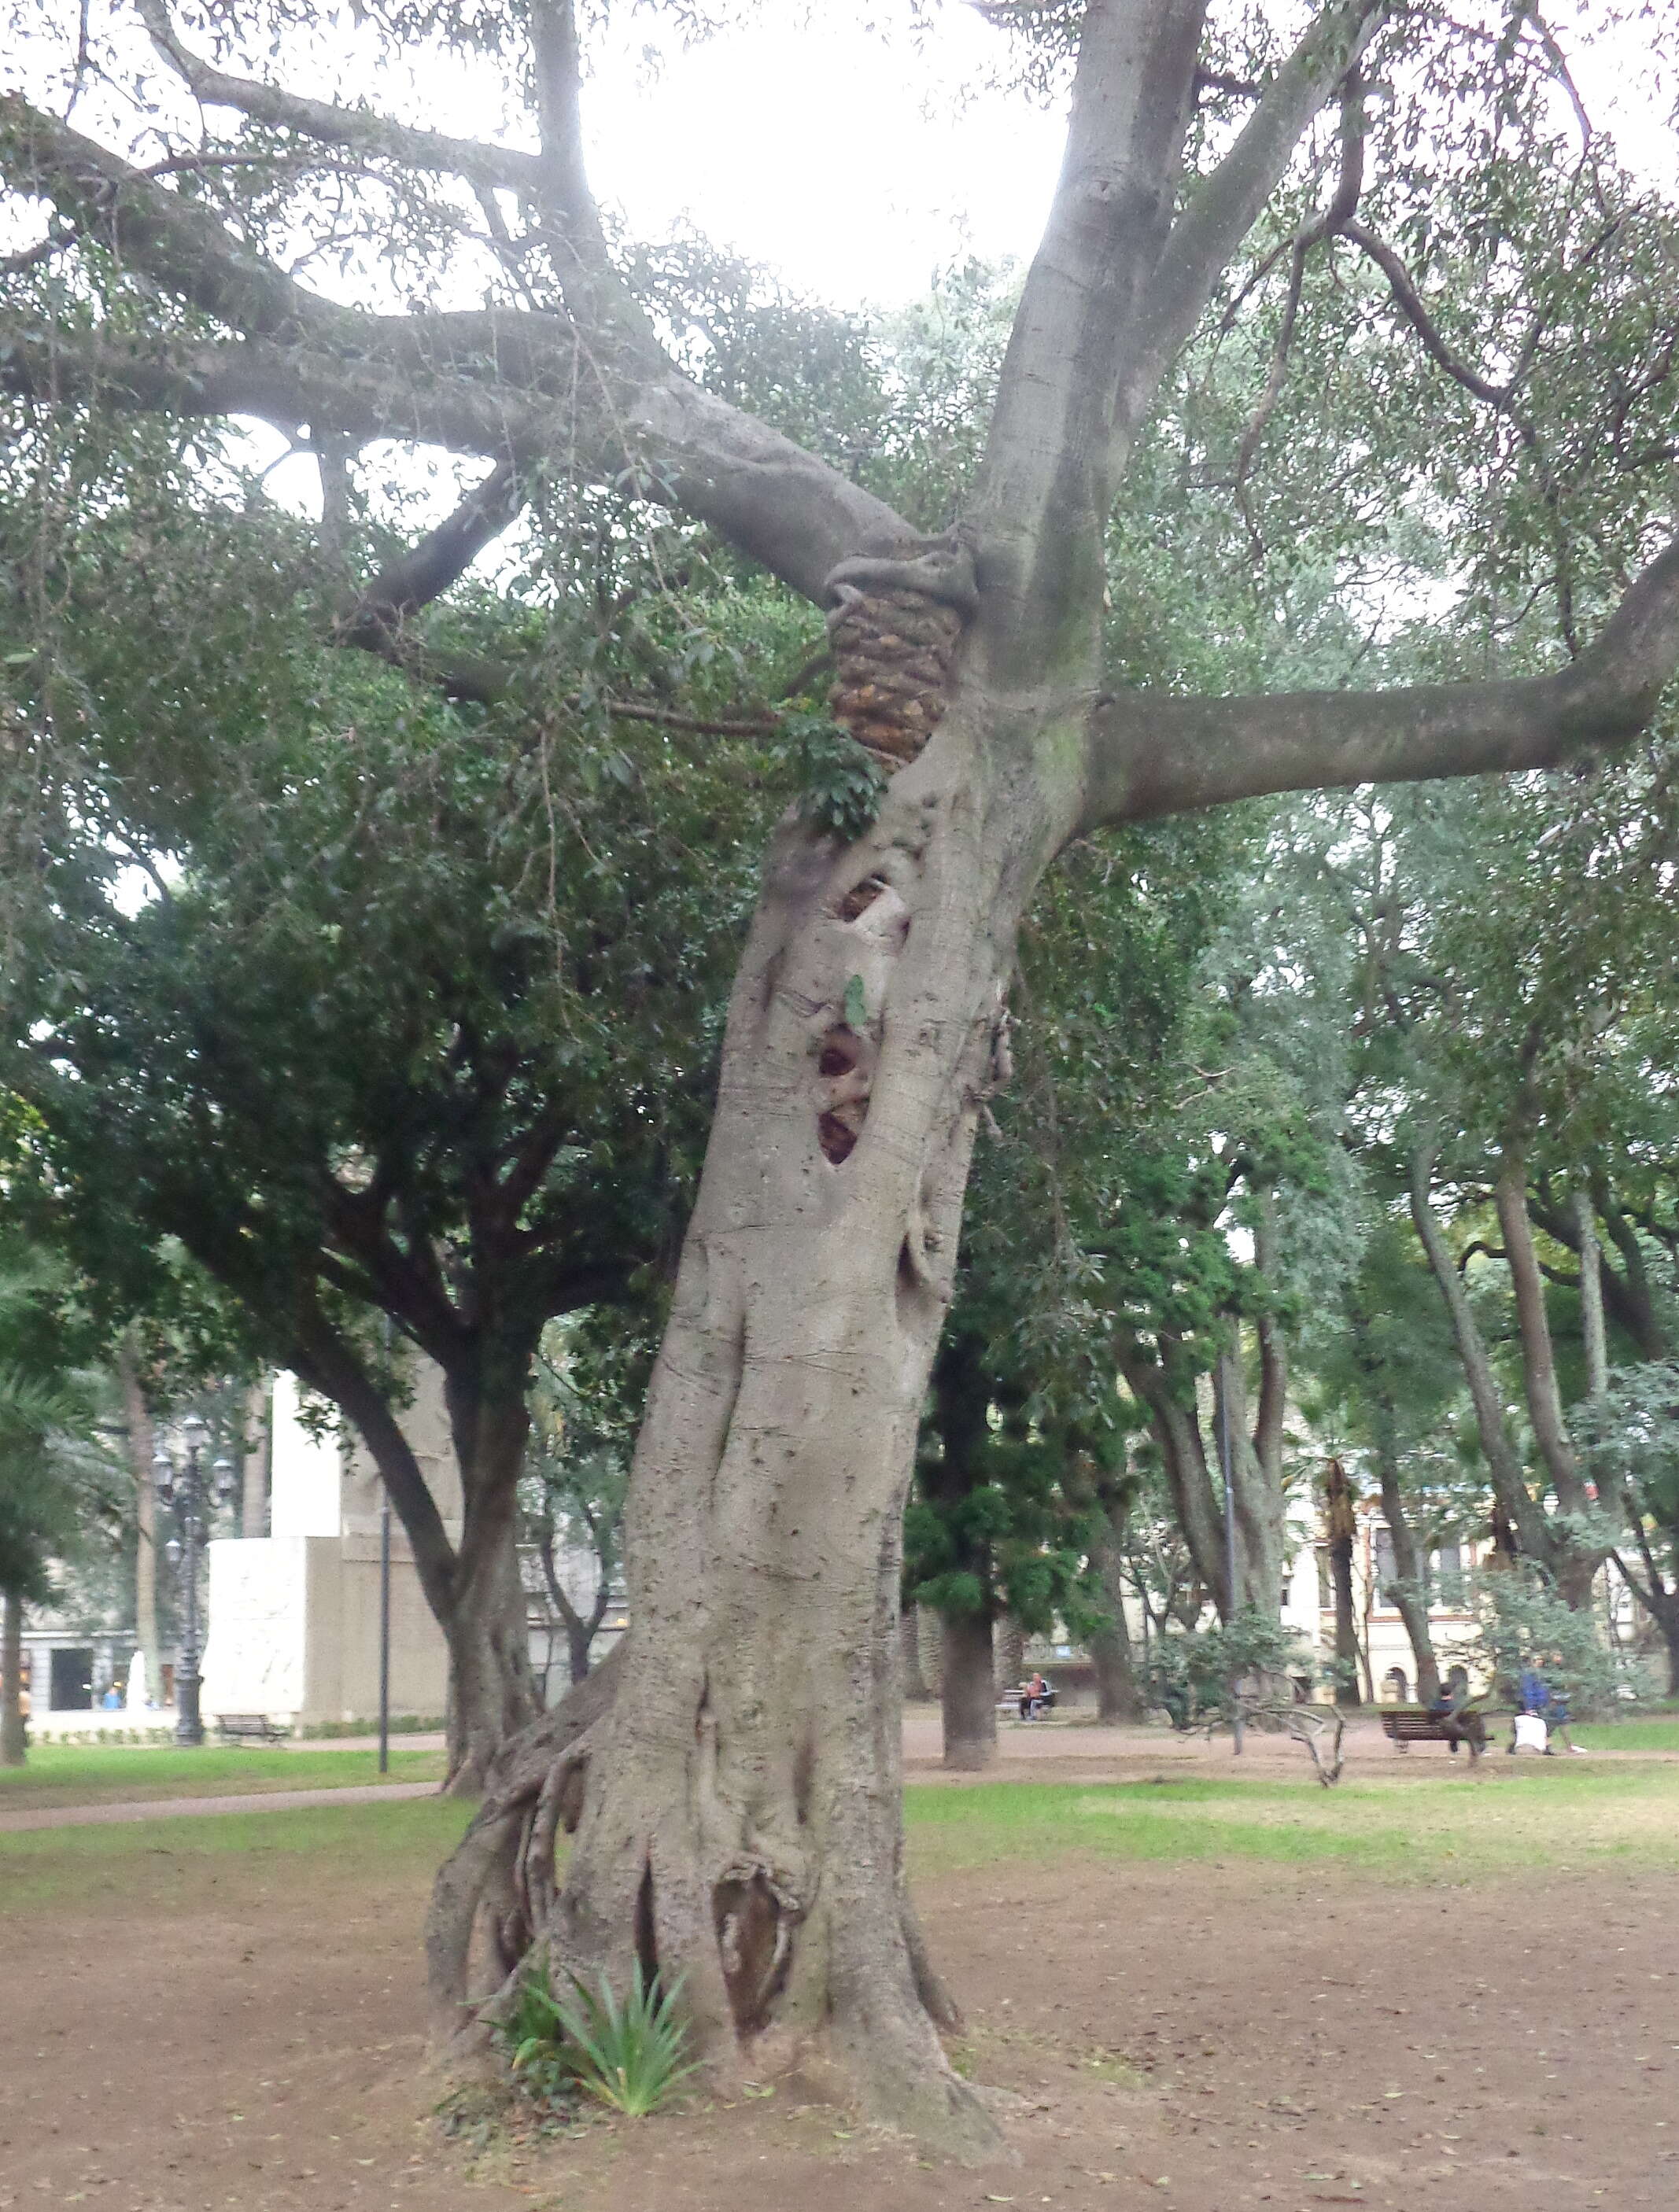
[506,1958,696,2118]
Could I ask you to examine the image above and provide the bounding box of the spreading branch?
[1087,537,1679,826]
[135,0,541,193]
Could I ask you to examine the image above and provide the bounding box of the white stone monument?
[199,1366,458,1729]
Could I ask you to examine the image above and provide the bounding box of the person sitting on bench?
[1018,1671,1050,1721]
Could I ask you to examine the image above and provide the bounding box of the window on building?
[1435,1540,1462,1579]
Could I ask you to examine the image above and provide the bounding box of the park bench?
[1380,1705,1488,1760]
[214,1712,290,1745]
[997,1683,1057,1719]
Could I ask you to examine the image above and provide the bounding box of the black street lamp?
[153,1412,237,1746]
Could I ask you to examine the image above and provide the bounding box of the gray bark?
[1409,1152,1552,1561]
[1576,1189,1610,1395]
[1087,1505,1145,1724]
[1495,1153,1604,1607]
[1,1587,24,1765]
[1216,1346,1287,1619]
[116,1336,161,1706]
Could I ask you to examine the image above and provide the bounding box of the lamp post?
[153,1413,237,1746]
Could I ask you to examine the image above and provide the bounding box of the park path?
[0,1779,438,1832]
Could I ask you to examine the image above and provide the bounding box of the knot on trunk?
[823,540,977,772]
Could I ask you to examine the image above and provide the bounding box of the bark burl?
[16,0,1679,2159]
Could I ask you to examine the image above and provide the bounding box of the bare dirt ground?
[2,1731,1675,2212]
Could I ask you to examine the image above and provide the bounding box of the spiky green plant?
[505,1957,696,2118]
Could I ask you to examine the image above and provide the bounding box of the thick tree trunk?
[116,1336,161,1705]
[443,1507,539,1793]
[1,1587,25,1766]
[437,732,1050,2156]
[940,1606,998,1770]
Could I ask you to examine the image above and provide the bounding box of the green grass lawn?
[0,1792,474,1910]
[1573,1716,1679,1752]
[6,1751,1674,1917]
[904,1758,1679,1882]
[0,1741,445,1807]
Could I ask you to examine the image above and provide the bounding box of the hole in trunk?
[835,874,889,922]
[714,1871,793,2035]
[818,1107,862,1163]
[634,1859,658,1985]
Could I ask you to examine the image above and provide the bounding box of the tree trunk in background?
[443,1506,539,1791]
[1323,1459,1363,1707]
[1087,1506,1144,1724]
[116,1334,161,1705]
[242,1377,271,1538]
[917,1606,943,1696]
[940,1607,998,1771]
[1216,1346,1286,1619]
[994,1614,1026,1694]
[1371,1454,1440,1707]
[1410,1152,1555,1574]
[1495,1155,1604,1607]
[899,1605,932,1701]
[1,1589,25,1765]
[1575,1193,1610,1397]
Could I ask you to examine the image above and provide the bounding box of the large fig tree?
[7,0,1679,2155]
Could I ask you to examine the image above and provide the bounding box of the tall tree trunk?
[1216,1344,1286,1618]
[940,1606,998,1771]
[1409,1151,1553,1565]
[1345,1290,1441,1704]
[1323,1458,1363,1707]
[1087,1494,1145,1723]
[444,1500,538,1790]
[116,1333,161,1705]
[1495,1152,1603,1607]
[1575,1190,1610,1397]
[480,754,1046,2155]
[1130,1353,1229,1614]
[1,1587,25,1766]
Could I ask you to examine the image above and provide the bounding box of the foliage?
[1142,1606,1316,1730]
[504,1958,696,2118]
[1448,1564,1641,1718]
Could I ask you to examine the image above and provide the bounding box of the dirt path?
[0,1780,438,1832]
[2,1805,1673,2212]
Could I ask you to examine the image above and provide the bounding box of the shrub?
[503,1956,696,2118]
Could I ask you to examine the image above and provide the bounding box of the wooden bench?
[214,1712,289,1745]
[1380,1705,1488,1760]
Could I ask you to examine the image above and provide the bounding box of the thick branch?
[1090,537,1679,827]
[135,0,541,192]
[337,461,523,661]
[1120,0,1390,434]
